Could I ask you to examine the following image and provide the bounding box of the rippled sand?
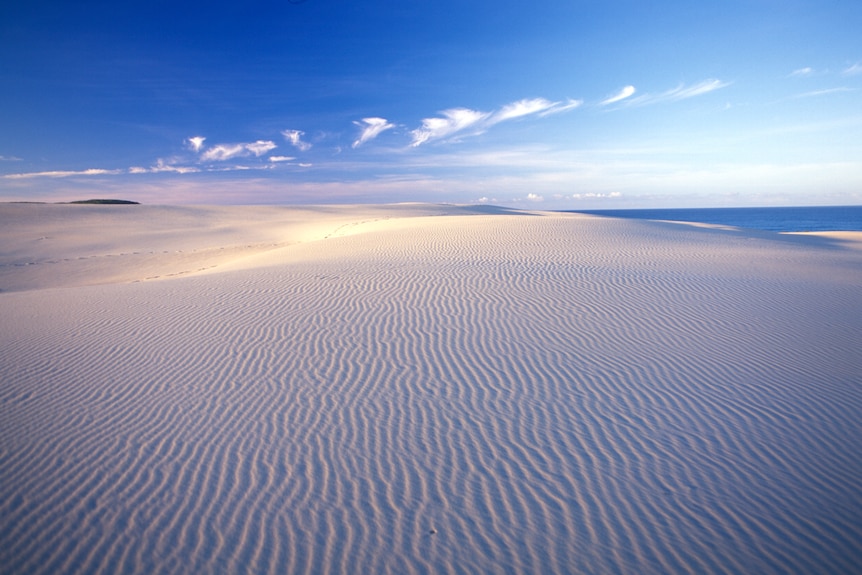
[2,203,861,574]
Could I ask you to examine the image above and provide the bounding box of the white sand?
[2,203,861,574]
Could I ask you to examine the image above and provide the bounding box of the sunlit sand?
[2,203,861,574]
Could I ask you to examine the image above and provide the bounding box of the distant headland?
[6,199,141,205]
[68,199,141,205]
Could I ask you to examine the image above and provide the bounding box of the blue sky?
[2,0,861,207]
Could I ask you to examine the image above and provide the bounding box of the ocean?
[570,205,862,232]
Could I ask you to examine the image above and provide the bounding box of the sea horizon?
[566,205,862,233]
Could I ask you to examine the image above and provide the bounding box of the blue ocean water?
[570,205,862,232]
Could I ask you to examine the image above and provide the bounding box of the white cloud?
[200,144,246,162]
[843,63,862,76]
[660,79,730,101]
[790,67,815,77]
[245,140,278,156]
[282,130,312,151]
[2,168,122,179]
[793,87,854,99]
[269,155,296,162]
[489,98,557,124]
[352,117,395,148]
[0,155,23,161]
[199,140,276,162]
[489,98,583,124]
[619,79,730,107]
[526,193,543,202]
[572,192,622,199]
[186,136,206,152]
[129,162,200,174]
[411,108,490,147]
[150,159,200,173]
[207,164,269,172]
[600,85,636,105]
[408,97,582,147]
[539,99,583,116]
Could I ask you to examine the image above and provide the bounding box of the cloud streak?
[410,108,490,147]
[659,79,730,101]
[789,67,815,77]
[245,140,278,156]
[353,117,395,148]
[410,97,582,147]
[199,140,276,162]
[130,159,200,174]
[2,168,122,179]
[600,85,636,105]
[539,99,583,116]
[792,87,854,99]
[619,79,730,107]
[489,98,558,124]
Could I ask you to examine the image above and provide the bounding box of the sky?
[1,0,861,208]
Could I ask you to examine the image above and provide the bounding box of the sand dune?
[0,203,499,292]
[2,204,861,574]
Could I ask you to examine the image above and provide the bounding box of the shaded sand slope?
[1,205,862,574]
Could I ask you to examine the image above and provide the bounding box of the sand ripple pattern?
[2,212,862,574]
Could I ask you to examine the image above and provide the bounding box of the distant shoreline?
[567,205,862,232]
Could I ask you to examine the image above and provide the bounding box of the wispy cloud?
[200,140,276,162]
[789,67,815,77]
[2,168,122,179]
[539,99,583,116]
[619,79,730,107]
[571,191,622,200]
[600,85,636,106]
[0,155,23,162]
[790,64,862,78]
[130,159,200,174]
[409,97,582,147]
[186,136,206,152]
[207,164,273,173]
[352,117,396,148]
[660,79,730,101]
[410,108,490,147]
[489,98,558,124]
[792,87,854,99]
[201,144,246,161]
[269,155,296,162]
[282,130,312,151]
[245,140,278,156]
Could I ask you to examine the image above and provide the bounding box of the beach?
[2,203,861,574]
